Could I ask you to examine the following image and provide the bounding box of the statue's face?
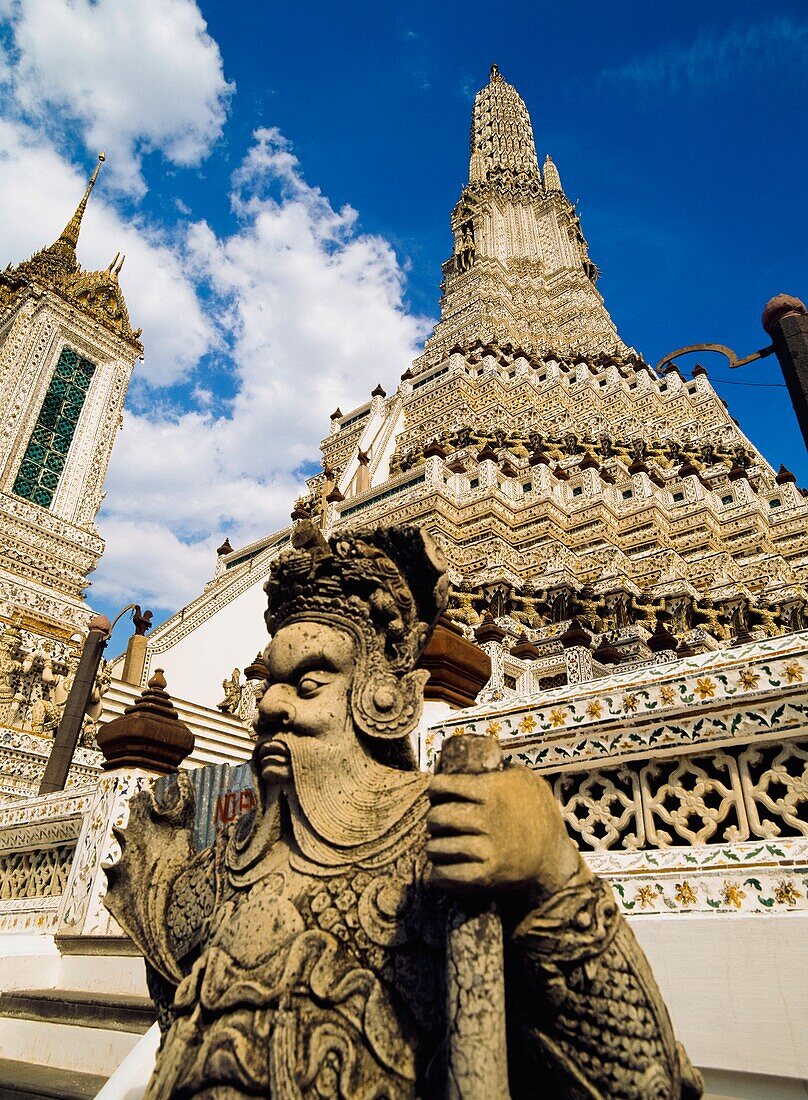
[253,621,356,788]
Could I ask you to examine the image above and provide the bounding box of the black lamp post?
[38,613,112,794]
[655,294,808,453]
[38,603,142,795]
[762,295,808,451]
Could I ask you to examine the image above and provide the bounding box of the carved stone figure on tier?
[445,582,483,627]
[217,667,243,715]
[691,597,730,641]
[511,585,550,628]
[0,621,24,721]
[569,583,605,632]
[748,600,784,638]
[629,591,664,631]
[105,522,701,1099]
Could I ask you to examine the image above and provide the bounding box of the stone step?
[0,989,155,1033]
[0,1057,107,1099]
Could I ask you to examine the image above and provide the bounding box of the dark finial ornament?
[560,618,592,649]
[474,610,507,645]
[761,293,807,335]
[96,669,194,773]
[132,606,153,636]
[647,611,678,654]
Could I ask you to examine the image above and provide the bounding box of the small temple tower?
[0,154,142,643]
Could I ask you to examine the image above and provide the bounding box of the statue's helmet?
[263,522,448,742]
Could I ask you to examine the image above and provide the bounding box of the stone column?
[474,612,507,700]
[561,618,593,684]
[120,633,148,687]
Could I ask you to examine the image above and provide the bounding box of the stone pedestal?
[57,672,194,944]
[120,633,148,687]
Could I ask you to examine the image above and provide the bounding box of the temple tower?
[421,64,626,368]
[0,154,142,644]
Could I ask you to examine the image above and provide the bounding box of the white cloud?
[0,3,426,615]
[0,118,214,385]
[3,0,233,194]
[601,18,808,95]
[92,128,430,610]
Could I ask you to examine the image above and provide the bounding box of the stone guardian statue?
[105,521,701,1099]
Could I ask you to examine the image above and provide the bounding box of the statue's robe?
[106,746,702,1100]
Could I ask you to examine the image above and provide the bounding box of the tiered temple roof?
[0,153,142,352]
[302,66,808,683]
[143,65,808,703]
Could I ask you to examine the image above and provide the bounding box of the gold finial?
[490,63,502,82]
[51,151,107,263]
[85,151,106,192]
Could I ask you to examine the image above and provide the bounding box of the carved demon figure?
[105,522,701,1099]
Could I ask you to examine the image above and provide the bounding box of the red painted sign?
[214,786,257,828]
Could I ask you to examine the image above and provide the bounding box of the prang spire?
[542,153,562,193]
[49,151,106,267]
[468,64,540,185]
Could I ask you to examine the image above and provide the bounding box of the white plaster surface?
[141,579,267,709]
[632,913,808,1082]
[56,951,148,997]
[702,1068,808,1099]
[0,934,59,992]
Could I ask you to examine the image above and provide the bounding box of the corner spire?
[50,152,106,266]
[543,154,562,193]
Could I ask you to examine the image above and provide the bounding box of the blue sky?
[0,0,806,653]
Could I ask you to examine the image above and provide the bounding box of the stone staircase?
[0,937,152,1097]
[0,1058,108,1099]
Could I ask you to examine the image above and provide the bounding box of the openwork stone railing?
[431,630,808,916]
[0,786,95,933]
[549,738,808,851]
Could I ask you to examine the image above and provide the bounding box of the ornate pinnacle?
[469,66,539,185]
[50,152,106,266]
[96,669,194,773]
[543,154,562,193]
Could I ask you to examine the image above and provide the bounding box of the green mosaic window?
[12,346,95,508]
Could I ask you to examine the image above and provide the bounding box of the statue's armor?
[153,801,443,1098]
[110,778,702,1100]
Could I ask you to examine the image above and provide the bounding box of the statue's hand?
[426,766,580,905]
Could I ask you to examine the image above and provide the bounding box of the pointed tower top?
[543,153,562,193]
[49,152,106,267]
[469,67,539,185]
